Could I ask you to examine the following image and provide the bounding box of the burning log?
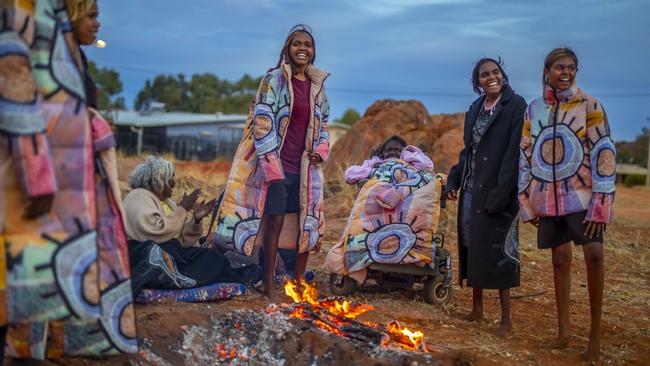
[275,280,431,353]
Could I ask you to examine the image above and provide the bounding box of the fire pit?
[172,280,470,365]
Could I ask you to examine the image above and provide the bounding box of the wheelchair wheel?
[329,273,357,296]
[423,276,453,305]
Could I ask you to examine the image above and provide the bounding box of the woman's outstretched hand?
[178,188,201,211]
[193,198,219,222]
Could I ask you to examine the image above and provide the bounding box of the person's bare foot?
[463,310,484,322]
[541,336,570,349]
[582,337,601,362]
[495,321,512,337]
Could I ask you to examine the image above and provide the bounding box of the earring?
[544,76,549,84]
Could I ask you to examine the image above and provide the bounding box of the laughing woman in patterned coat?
[445,57,526,336]
[519,48,615,362]
[212,24,330,299]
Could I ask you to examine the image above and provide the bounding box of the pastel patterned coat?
[0,0,136,358]
[212,62,330,255]
[518,85,616,223]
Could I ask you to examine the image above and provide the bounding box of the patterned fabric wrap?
[212,62,330,255]
[0,0,136,359]
[337,160,444,274]
[135,283,247,304]
[519,85,616,223]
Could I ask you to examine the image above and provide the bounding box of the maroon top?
[281,77,312,174]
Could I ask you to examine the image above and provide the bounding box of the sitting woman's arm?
[123,188,190,244]
[401,145,434,172]
[344,156,381,184]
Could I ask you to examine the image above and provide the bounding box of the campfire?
[267,280,428,352]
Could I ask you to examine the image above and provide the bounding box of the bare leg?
[0,326,6,360]
[260,214,284,300]
[465,288,484,322]
[294,251,309,282]
[582,242,604,362]
[496,288,512,336]
[544,242,572,349]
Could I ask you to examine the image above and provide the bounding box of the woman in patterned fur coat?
[519,47,616,362]
[212,24,330,300]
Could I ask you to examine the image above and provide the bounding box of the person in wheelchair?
[325,136,444,292]
[344,135,434,187]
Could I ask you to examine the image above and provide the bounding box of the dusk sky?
[85,0,650,141]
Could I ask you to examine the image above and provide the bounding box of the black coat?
[446,84,526,289]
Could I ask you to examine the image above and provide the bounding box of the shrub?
[623,174,646,187]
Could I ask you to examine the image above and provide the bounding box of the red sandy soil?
[18,160,649,366]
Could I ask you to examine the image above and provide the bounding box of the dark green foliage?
[134,73,262,114]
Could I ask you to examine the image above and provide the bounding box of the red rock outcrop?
[325,100,464,181]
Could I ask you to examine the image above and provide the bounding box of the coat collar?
[280,62,330,89]
[464,84,515,146]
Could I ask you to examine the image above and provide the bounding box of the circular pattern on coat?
[232,218,261,255]
[303,215,320,252]
[365,223,417,264]
[531,124,584,183]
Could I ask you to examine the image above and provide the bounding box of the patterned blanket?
[326,160,445,279]
[135,283,247,303]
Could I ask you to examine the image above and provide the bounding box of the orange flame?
[282,280,427,352]
[386,321,425,350]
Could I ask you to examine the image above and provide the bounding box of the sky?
[85,0,650,142]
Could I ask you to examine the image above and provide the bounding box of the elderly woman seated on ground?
[123,156,250,294]
[325,136,442,284]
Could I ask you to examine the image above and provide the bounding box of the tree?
[616,127,649,166]
[339,108,361,125]
[87,61,124,110]
[134,72,262,114]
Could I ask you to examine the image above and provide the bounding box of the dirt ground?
[23,159,649,366]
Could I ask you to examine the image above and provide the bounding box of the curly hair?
[471,56,509,95]
[374,135,407,158]
[128,155,174,195]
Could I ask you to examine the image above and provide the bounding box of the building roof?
[329,121,351,130]
[111,110,248,128]
[617,163,647,176]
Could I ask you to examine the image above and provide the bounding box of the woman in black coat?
[445,57,526,336]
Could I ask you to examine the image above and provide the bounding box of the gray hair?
[128,155,175,195]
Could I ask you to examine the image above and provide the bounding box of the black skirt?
[128,239,247,295]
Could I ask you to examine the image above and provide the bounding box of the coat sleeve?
[518,105,536,222]
[179,216,203,247]
[313,90,330,165]
[584,98,616,223]
[253,72,284,182]
[344,157,379,184]
[445,148,466,192]
[123,190,188,244]
[484,100,527,213]
[0,5,57,199]
[401,145,434,172]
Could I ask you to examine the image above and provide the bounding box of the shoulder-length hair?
[471,57,509,95]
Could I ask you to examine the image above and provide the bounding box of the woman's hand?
[193,198,218,223]
[583,220,606,239]
[178,188,201,211]
[309,153,323,165]
[23,194,55,219]
[529,217,539,227]
[445,189,458,201]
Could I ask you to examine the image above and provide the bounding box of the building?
[111,103,248,160]
[328,121,350,146]
[616,163,647,184]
